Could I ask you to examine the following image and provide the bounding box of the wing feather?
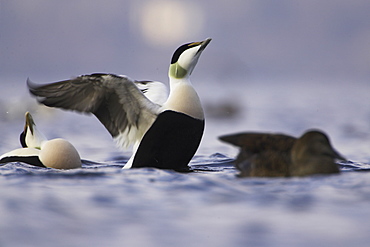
[27,74,163,148]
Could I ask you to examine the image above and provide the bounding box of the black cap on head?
[171,42,202,64]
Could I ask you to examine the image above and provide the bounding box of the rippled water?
[1,78,370,247]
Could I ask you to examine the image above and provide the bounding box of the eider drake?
[27,38,212,172]
[0,112,81,169]
[219,129,345,177]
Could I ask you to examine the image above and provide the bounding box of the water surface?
[1,78,369,247]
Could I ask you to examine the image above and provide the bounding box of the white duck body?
[0,112,81,169]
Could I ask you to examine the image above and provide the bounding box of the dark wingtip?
[218,134,241,146]
[26,77,33,87]
[26,78,48,105]
[218,135,228,142]
[26,77,38,95]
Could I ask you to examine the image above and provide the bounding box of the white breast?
[162,82,204,120]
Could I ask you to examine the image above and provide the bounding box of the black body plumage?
[133,111,204,172]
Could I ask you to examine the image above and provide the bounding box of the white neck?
[162,77,204,120]
[26,126,47,149]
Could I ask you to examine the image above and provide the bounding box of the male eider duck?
[0,112,81,169]
[219,129,345,177]
[27,38,211,172]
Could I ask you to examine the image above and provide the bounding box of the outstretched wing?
[27,73,163,148]
[219,132,296,153]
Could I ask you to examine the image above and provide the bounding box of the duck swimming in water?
[219,129,345,177]
[27,38,211,172]
[0,112,81,169]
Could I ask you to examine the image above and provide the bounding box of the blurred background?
[1,0,369,80]
[0,0,369,160]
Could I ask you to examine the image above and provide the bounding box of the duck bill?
[196,38,212,55]
[333,149,346,162]
[24,111,35,135]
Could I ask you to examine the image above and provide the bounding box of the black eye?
[171,42,199,64]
